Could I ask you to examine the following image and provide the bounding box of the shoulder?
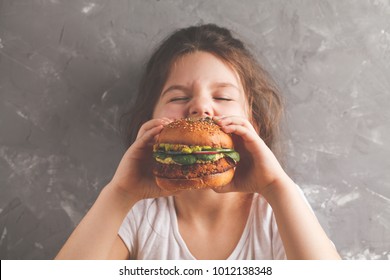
[119,197,173,238]
[251,193,274,219]
[132,196,171,212]
[127,197,172,224]
[119,196,180,259]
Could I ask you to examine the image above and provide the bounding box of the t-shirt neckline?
[167,195,255,260]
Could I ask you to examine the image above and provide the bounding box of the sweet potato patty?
[152,157,236,179]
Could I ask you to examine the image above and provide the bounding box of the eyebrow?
[161,85,190,96]
[213,82,241,92]
[161,82,241,96]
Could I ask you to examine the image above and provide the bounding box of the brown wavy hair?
[122,24,283,155]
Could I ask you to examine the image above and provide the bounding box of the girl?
[56,24,340,260]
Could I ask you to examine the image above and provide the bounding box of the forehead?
[165,51,242,87]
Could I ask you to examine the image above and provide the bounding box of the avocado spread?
[153,143,240,165]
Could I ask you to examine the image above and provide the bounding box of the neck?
[174,189,253,223]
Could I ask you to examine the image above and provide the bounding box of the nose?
[188,96,213,118]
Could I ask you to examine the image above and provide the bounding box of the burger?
[152,118,240,191]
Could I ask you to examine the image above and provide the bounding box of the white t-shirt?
[118,193,286,260]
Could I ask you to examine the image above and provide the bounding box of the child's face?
[153,51,249,119]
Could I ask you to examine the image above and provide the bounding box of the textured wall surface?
[0,0,389,259]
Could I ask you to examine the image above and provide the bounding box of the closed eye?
[214,97,233,101]
[169,96,190,103]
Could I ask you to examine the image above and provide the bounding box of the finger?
[214,116,257,134]
[136,118,171,139]
[136,118,172,140]
[220,123,259,144]
[213,115,246,124]
[131,125,165,158]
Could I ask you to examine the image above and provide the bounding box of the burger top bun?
[156,118,233,148]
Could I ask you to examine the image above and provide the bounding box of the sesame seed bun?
[156,118,233,148]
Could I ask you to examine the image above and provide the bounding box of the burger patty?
[152,157,236,179]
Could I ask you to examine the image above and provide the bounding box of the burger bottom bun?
[155,168,235,191]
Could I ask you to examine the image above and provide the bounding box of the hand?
[108,118,179,201]
[212,116,288,195]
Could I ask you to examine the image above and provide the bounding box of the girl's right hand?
[108,118,178,201]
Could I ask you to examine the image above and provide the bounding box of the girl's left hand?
[212,115,288,195]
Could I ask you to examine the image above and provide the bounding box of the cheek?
[218,102,248,117]
[237,97,251,119]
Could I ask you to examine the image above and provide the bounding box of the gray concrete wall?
[0,0,389,259]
